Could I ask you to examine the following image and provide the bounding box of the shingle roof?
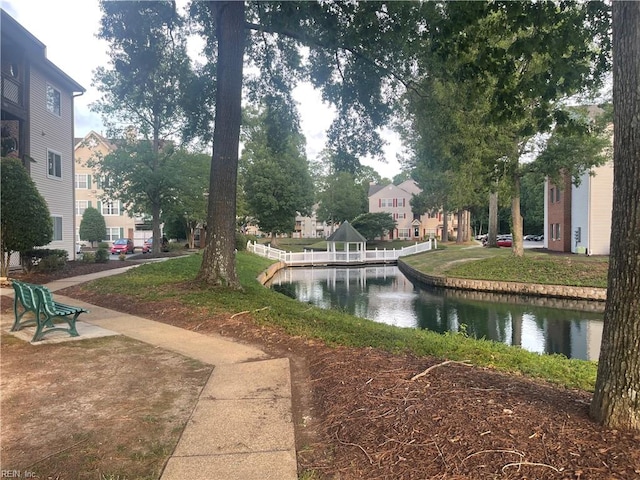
[326,221,367,243]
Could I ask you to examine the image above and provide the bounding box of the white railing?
[247,239,436,266]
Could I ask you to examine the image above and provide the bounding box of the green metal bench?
[11,280,88,342]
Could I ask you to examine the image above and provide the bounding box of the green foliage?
[520,172,544,235]
[161,150,210,247]
[1,158,53,276]
[240,97,314,236]
[20,249,68,273]
[95,248,110,263]
[79,207,107,245]
[351,212,397,241]
[316,171,367,225]
[98,242,110,249]
[81,252,96,264]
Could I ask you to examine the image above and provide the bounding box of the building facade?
[544,160,614,255]
[368,179,458,240]
[1,9,85,261]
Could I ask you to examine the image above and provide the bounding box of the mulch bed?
[8,260,640,479]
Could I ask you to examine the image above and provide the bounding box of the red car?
[497,236,513,247]
[110,238,134,254]
[142,237,169,253]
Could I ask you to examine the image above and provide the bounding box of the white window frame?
[76,200,89,216]
[75,174,89,189]
[398,228,410,239]
[47,150,62,179]
[46,83,61,116]
[52,215,63,241]
[105,227,120,242]
[102,200,120,216]
[381,198,393,208]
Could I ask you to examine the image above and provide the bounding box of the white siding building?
[1,9,85,261]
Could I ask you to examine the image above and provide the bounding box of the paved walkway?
[1,266,298,480]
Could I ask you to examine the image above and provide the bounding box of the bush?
[98,242,110,249]
[20,249,68,273]
[81,252,96,263]
[95,248,109,263]
[236,232,250,251]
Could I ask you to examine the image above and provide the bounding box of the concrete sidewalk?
[1,267,298,480]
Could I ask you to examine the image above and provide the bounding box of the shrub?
[79,207,107,246]
[95,248,109,263]
[20,249,68,273]
[236,232,249,251]
[81,252,96,263]
[98,242,110,249]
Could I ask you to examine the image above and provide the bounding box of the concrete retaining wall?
[398,260,607,302]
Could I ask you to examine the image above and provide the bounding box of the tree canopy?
[79,207,107,246]
[240,96,314,240]
[0,158,52,277]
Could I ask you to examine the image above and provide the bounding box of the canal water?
[265,265,604,361]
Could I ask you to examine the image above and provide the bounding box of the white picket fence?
[247,239,436,266]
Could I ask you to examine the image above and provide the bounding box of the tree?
[590,1,640,432]
[0,158,52,277]
[240,96,314,244]
[316,171,368,227]
[90,139,182,248]
[92,0,194,253]
[415,1,611,256]
[192,1,426,287]
[162,150,210,248]
[195,1,245,288]
[79,207,107,247]
[351,212,396,242]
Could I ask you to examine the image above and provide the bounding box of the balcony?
[1,72,23,107]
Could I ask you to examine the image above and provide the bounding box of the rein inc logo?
[1,472,36,478]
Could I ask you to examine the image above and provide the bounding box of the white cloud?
[4,0,403,178]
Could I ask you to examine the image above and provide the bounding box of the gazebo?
[326,221,367,259]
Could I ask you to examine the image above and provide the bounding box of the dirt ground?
[3,259,640,479]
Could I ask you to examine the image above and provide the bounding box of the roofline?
[1,8,85,93]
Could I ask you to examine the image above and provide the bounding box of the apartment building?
[368,179,457,240]
[1,9,85,261]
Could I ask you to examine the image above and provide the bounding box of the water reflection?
[266,266,604,360]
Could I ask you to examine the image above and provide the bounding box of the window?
[46,84,61,116]
[551,223,561,241]
[105,227,120,242]
[398,229,410,239]
[556,188,561,202]
[47,150,62,178]
[102,200,119,216]
[76,200,89,216]
[52,216,62,241]
[380,198,393,208]
[75,174,90,189]
[550,188,555,204]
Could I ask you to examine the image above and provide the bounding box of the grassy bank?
[84,251,599,391]
[402,243,609,288]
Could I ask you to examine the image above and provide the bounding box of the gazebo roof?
[326,221,367,243]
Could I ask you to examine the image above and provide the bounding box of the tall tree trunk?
[442,207,449,242]
[511,174,524,257]
[197,1,245,288]
[590,1,640,432]
[488,191,498,247]
[456,210,463,243]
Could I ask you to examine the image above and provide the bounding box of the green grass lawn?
[84,250,601,391]
[402,243,609,288]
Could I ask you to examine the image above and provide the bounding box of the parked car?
[523,234,537,241]
[142,236,169,254]
[110,238,134,255]
[496,234,513,248]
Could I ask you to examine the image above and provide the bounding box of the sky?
[2,0,404,180]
